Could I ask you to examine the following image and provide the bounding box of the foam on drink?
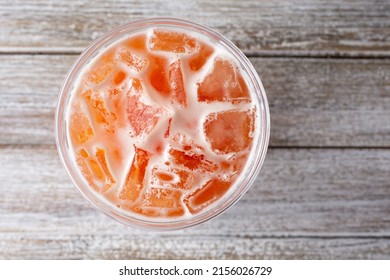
[66,27,258,220]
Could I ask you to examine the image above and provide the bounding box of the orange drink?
[56,19,270,229]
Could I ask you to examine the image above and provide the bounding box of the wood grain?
[1,0,389,260]
[0,0,389,56]
[1,145,389,259]
[3,145,390,236]
[1,234,390,259]
[1,55,389,147]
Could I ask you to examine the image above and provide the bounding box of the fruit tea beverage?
[56,19,270,229]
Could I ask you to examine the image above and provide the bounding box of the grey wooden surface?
[0,0,389,259]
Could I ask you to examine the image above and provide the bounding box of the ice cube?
[183,177,232,214]
[76,148,116,192]
[69,101,94,144]
[197,57,250,103]
[188,41,214,71]
[126,80,164,136]
[117,47,147,72]
[82,89,117,133]
[119,147,150,202]
[151,166,195,190]
[149,30,197,53]
[87,51,115,84]
[131,187,185,217]
[204,110,254,154]
[169,148,218,172]
[169,60,187,107]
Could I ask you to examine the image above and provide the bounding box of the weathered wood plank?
[1,145,390,259]
[0,55,389,147]
[1,233,390,259]
[1,146,389,238]
[0,0,389,55]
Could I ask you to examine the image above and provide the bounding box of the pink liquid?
[67,28,257,219]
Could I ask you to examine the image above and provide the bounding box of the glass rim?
[55,17,270,230]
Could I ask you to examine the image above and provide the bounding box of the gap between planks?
[2,143,390,150]
[0,48,389,59]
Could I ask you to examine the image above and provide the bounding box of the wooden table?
[1,0,389,259]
